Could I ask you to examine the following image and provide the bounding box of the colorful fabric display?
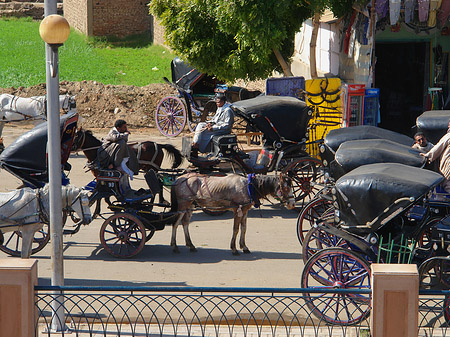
[375,0,389,19]
[429,0,443,26]
[404,0,416,23]
[418,0,430,22]
[438,0,450,26]
[390,0,402,24]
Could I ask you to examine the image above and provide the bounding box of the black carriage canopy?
[334,163,443,234]
[0,112,78,182]
[416,110,450,144]
[324,125,414,153]
[231,96,312,144]
[334,139,426,174]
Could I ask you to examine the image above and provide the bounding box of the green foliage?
[150,0,312,82]
[149,0,363,82]
[0,17,174,88]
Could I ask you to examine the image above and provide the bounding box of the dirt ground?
[0,79,266,132]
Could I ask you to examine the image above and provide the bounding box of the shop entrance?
[375,42,428,136]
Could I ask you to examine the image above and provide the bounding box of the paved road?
[0,124,304,288]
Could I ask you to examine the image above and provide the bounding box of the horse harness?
[136,142,161,170]
[1,95,46,120]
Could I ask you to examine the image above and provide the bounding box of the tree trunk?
[273,48,293,77]
[310,12,321,79]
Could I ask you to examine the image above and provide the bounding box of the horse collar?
[247,174,261,208]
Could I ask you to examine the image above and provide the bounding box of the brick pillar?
[371,264,419,337]
[0,259,38,337]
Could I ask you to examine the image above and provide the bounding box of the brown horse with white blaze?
[170,173,295,255]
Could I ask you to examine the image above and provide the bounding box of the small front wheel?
[283,157,325,209]
[100,213,146,258]
[155,96,187,137]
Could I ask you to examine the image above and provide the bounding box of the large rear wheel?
[155,96,187,137]
[301,248,371,325]
[296,197,334,244]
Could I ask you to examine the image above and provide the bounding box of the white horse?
[0,94,77,139]
[0,184,92,258]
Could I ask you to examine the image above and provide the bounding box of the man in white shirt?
[191,92,234,157]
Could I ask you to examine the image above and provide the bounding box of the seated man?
[191,93,234,157]
[98,119,138,180]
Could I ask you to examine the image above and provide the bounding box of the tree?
[149,0,362,82]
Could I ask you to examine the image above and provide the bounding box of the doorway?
[375,42,428,136]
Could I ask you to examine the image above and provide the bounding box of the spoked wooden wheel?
[296,197,334,244]
[419,257,450,289]
[0,223,50,257]
[301,248,371,325]
[100,213,146,258]
[302,225,349,264]
[283,157,325,210]
[155,96,187,137]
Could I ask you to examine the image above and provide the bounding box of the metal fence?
[419,290,450,337]
[35,286,372,337]
[35,286,450,337]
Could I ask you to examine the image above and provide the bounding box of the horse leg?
[182,210,197,252]
[20,224,41,259]
[239,211,251,254]
[171,213,184,253]
[230,212,241,255]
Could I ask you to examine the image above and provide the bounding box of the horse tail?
[160,144,183,168]
[170,184,178,212]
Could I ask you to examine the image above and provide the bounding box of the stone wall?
[63,0,90,35]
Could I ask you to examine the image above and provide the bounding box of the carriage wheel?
[100,213,146,258]
[444,294,450,324]
[302,226,349,264]
[419,257,450,289]
[416,217,440,260]
[296,197,334,244]
[187,100,216,132]
[301,248,371,325]
[283,157,325,210]
[0,223,50,257]
[155,96,187,137]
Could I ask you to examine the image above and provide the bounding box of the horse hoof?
[190,247,197,253]
[232,251,240,256]
[243,249,251,254]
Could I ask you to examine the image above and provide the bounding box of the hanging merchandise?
[438,0,450,26]
[418,0,430,22]
[429,0,443,26]
[389,0,402,25]
[404,0,416,23]
[375,0,389,19]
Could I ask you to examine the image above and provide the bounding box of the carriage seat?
[211,134,238,157]
[95,169,154,203]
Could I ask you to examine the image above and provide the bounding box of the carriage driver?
[191,92,234,158]
[98,119,138,179]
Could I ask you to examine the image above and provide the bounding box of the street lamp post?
[39,14,70,332]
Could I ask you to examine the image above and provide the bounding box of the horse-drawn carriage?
[176,95,325,207]
[155,57,260,137]
[300,162,450,325]
[0,111,91,257]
